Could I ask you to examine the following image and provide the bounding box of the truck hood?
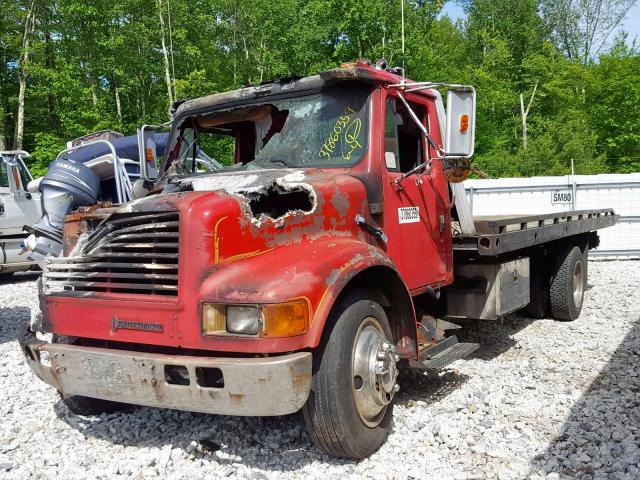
[156,167,366,229]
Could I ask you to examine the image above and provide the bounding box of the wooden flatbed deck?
[453,209,618,256]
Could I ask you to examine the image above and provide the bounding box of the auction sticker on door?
[399,206,420,224]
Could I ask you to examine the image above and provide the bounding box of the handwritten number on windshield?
[319,106,363,161]
[342,119,362,161]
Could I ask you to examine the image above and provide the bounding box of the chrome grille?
[44,211,179,297]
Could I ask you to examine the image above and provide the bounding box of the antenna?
[401,0,406,77]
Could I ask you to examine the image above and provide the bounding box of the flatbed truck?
[20,62,616,459]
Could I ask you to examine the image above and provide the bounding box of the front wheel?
[302,291,399,459]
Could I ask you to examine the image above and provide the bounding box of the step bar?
[412,335,479,371]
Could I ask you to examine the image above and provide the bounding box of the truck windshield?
[166,86,371,174]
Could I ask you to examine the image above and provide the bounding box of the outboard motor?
[23,158,100,260]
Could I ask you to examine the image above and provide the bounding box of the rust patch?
[229,393,244,405]
[291,371,312,392]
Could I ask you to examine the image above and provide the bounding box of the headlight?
[202,304,226,334]
[226,305,261,335]
[202,300,309,337]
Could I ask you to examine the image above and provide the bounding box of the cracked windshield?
[171,86,371,173]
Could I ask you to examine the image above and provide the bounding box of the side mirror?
[137,126,160,181]
[445,88,476,158]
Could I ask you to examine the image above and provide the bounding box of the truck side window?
[384,98,400,170]
[385,97,426,173]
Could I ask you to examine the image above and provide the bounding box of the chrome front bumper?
[20,337,312,416]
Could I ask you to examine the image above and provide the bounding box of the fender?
[198,235,416,353]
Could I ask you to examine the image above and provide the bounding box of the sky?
[440,1,640,48]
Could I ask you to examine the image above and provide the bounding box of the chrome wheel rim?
[351,317,399,428]
[573,260,584,308]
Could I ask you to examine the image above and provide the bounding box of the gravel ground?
[0,260,639,480]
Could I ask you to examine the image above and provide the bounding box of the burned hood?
[173,168,363,228]
[179,168,307,195]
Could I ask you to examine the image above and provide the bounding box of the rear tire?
[60,393,129,416]
[550,245,586,321]
[302,290,398,459]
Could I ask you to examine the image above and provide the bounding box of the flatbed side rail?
[453,209,618,256]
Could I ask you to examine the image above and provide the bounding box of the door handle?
[355,214,388,244]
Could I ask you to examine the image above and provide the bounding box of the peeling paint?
[330,188,350,218]
[182,169,318,228]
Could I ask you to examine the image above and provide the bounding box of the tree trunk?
[91,85,98,108]
[157,0,174,114]
[0,107,6,151]
[519,93,528,149]
[44,3,58,131]
[114,81,122,122]
[519,82,538,150]
[85,47,98,108]
[14,0,37,150]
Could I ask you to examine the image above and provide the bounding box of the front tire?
[302,291,399,459]
[550,245,586,321]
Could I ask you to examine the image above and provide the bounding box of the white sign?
[551,190,573,205]
[384,151,397,169]
[398,206,420,224]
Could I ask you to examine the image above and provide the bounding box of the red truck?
[20,62,617,459]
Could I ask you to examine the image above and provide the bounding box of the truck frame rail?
[453,209,618,256]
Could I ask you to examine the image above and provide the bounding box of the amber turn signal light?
[459,114,469,133]
[262,300,309,338]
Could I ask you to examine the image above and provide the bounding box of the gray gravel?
[0,261,639,480]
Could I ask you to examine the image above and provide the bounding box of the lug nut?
[394,354,400,362]
[393,384,400,392]
[375,361,388,375]
[377,351,387,360]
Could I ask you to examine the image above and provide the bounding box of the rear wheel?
[60,393,129,416]
[550,245,586,321]
[302,291,399,459]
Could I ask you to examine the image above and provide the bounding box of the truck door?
[381,93,453,292]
